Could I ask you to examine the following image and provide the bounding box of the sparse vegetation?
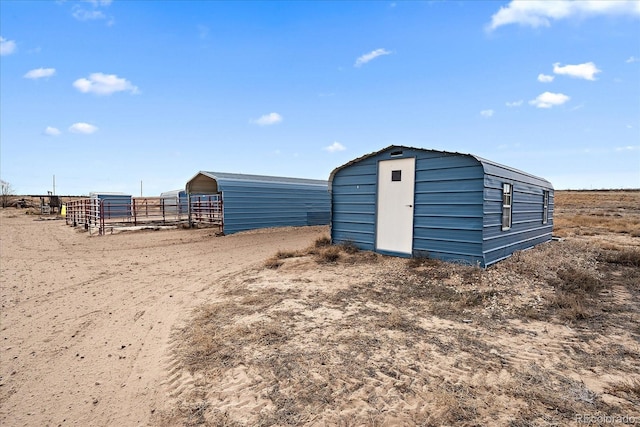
[163,191,640,426]
[553,190,640,238]
[605,379,640,403]
[316,245,341,263]
[1,180,15,208]
[337,240,359,254]
[314,235,331,248]
[263,257,283,269]
[600,248,640,267]
[264,238,369,268]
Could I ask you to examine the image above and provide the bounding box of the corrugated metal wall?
[90,193,132,219]
[480,162,554,266]
[412,150,485,265]
[160,190,188,216]
[330,146,553,267]
[331,147,485,264]
[186,172,330,234]
[331,155,379,249]
[218,178,330,234]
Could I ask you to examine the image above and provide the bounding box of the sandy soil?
[0,212,326,426]
[1,191,639,426]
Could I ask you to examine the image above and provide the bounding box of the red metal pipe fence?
[189,194,223,226]
[65,194,223,235]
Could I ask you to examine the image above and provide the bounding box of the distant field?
[554,190,640,240]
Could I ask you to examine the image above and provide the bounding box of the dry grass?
[554,214,640,237]
[337,240,359,254]
[163,190,640,426]
[599,248,640,267]
[313,235,331,248]
[169,238,639,425]
[553,190,640,238]
[263,249,307,268]
[264,237,371,268]
[605,379,640,404]
[316,245,342,263]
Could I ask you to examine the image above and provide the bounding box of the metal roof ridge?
[199,171,328,185]
[328,145,552,189]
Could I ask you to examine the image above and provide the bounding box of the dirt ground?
[0,215,327,426]
[1,191,639,426]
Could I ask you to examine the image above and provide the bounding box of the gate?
[66,194,223,235]
[189,193,223,230]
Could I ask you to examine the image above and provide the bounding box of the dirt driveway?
[0,211,326,426]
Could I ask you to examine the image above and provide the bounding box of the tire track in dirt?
[0,212,327,426]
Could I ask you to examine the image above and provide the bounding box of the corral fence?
[188,194,223,227]
[65,194,223,235]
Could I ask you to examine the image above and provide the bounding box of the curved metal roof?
[328,145,553,190]
[199,171,328,186]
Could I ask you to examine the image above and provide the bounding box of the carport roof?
[188,171,328,187]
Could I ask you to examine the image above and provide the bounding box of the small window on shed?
[542,190,549,224]
[391,170,402,181]
[502,183,513,231]
[390,150,403,157]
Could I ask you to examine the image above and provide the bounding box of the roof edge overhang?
[185,171,218,194]
[328,145,553,191]
[328,145,463,192]
[186,171,328,194]
[472,155,553,189]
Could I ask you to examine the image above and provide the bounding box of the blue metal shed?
[160,189,189,217]
[329,146,554,267]
[89,192,132,219]
[185,171,330,234]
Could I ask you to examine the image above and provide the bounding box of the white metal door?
[376,157,415,254]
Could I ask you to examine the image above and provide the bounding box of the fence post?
[100,199,105,235]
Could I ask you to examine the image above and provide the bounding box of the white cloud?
[529,91,570,108]
[44,126,61,136]
[73,73,139,95]
[24,67,56,79]
[506,100,524,107]
[0,36,17,56]
[553,62,601,80]
[72,8,106,21]
[72,0,113,22]
[69,122,98,134]
[615,145,640,152]
[252,112,283,126]
[85,0,113,5]
[354,48,392,67]
[480,109,494,118]
[488,0,640,31]
[537,73,554,83]
[626,56,639,63]
[324,142,346,153]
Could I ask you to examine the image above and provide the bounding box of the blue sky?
[1,0,639,195]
